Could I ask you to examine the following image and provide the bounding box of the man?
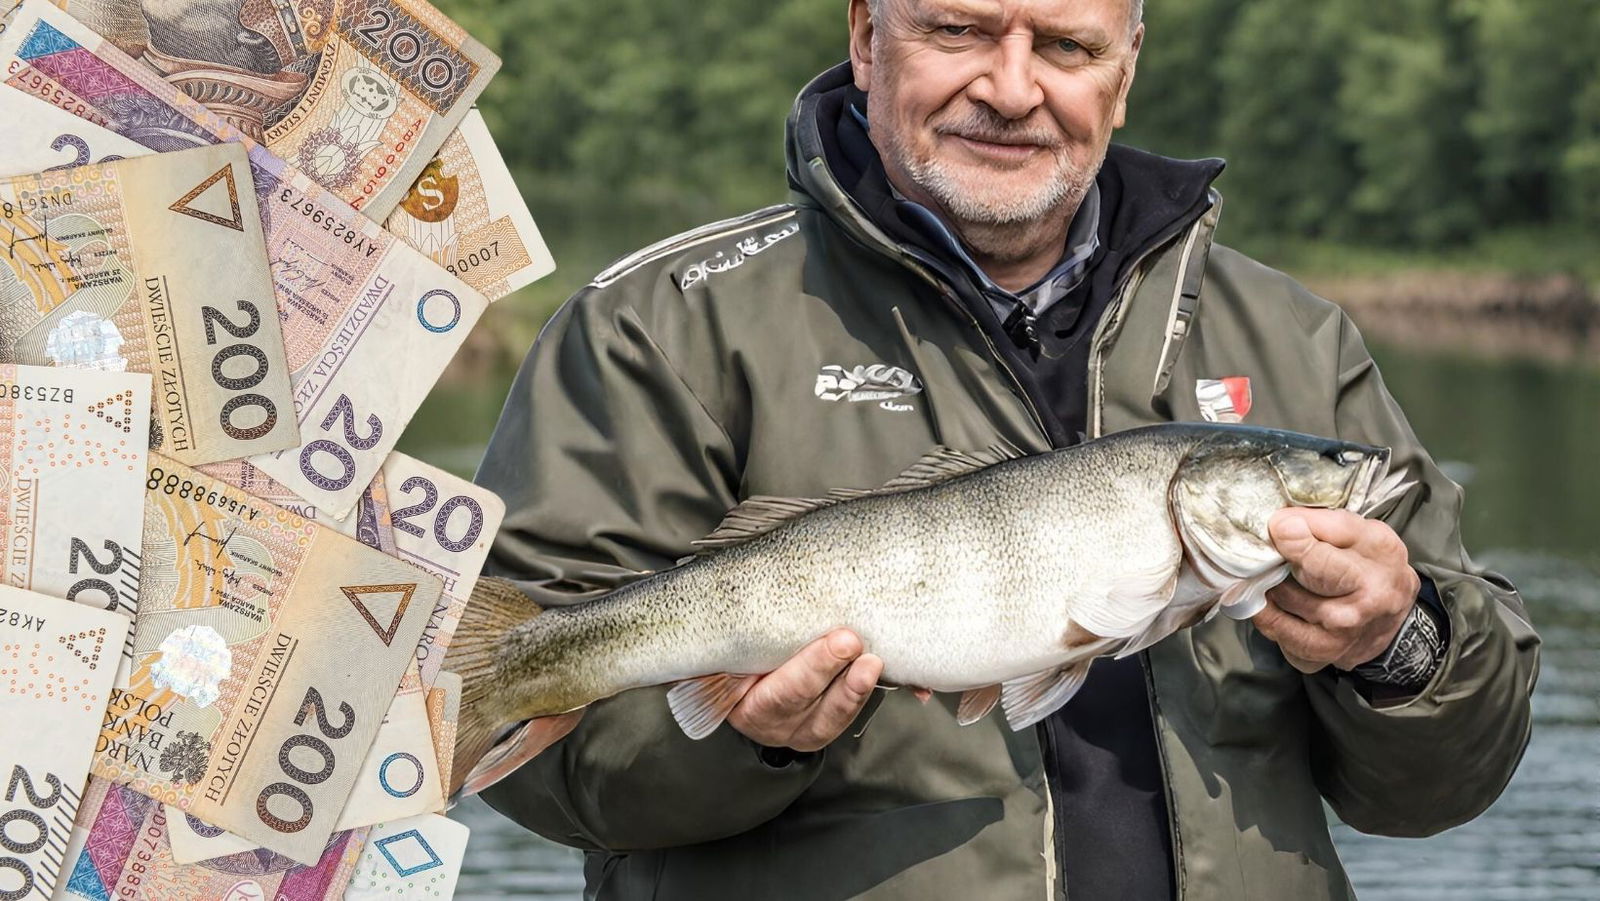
[473,1,1540,897]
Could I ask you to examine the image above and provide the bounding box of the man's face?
[851,0,1142,240]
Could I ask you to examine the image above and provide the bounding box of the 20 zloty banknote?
[0,85,145,175]
[51,0,499,219]
[93,456,441,864]
[0,143,299,464]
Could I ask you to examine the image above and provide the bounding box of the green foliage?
[434,0,1598,274]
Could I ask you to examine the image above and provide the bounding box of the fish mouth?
[1348,448,1415,518]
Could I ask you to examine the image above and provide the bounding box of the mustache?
[933,107,1062,147]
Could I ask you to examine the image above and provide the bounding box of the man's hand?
[728,629,884,752]
[1253,508,1421,673]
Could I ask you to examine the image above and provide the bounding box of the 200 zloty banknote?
[0,585,130,901]
[93,456,441,864]
[0,143,299,464]
[386,108,554,300]
[0,0,491,517]
[50,0,499,219]
[56,777,367,900]
[202,452,503,685]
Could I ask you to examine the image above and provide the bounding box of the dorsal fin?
[691,487,872,551]
[878,443,1026,492]
[691,443,1030,554]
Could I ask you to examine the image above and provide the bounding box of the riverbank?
[1255,230,1600,365]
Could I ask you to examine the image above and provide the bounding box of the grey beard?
[903,153,1090,227]
[902,154,1100,263]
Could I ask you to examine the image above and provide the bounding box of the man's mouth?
[947,133,1049,163]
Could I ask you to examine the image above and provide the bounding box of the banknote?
[0,1,492,516]
[56,777,365,900]
[0,143,300,464]
[333,662,443,830]
[52,0,500,219]
[165,660,442,862]
[344,814,468,901]
[0,83,146,175]
[0,585,130,901]
[425,670,458,807]
[0,364,148,674]
[92,455,441,864]
[385,108,555,300]
[163,801,256,865]
[201,453,503,684]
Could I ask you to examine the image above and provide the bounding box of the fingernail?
[849,655,882,691]
[827,630,860,658]
[1272,511,1311,541]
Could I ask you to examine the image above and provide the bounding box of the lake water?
[399,341,1600,900]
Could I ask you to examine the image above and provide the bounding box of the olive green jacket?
[474,70,1540,901]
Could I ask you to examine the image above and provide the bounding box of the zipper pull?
[1002,302,1041,348]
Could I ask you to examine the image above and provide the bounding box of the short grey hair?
[866,0,1145,36]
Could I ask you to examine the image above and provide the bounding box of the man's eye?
[938,25,972,37]
[1055,39,1082,54]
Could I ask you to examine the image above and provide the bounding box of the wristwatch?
[1350,590,1448,691]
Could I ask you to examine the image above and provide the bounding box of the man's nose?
[967,35,1044,119]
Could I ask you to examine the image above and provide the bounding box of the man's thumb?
[1269,510,1316,562]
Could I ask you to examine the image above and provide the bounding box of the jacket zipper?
[1087,228,1204,901]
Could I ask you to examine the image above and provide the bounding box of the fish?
[442,422,1415,796]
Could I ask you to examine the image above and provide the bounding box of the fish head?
[1169,427,1395,583]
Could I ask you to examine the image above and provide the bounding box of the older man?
[473,0,1540,897]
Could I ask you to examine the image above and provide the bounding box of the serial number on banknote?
[445,239,502,280]
[0,382,74,403]
[147,466,264,522]
[0,608,48,632]
[357,116,427,203]
[277,188,379,258]
[1,187,73,218]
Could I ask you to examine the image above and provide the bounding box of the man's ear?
[1112,22,1144,129]
[849,0,875,90]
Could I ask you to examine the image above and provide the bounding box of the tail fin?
[444,576,545,797]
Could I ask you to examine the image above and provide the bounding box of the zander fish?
[443,423,1414,795]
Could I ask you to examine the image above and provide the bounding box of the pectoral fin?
[1218,564,1290,621]
[1000,662,1094,730]
[667,673,760,739]
[956,685,1001,725]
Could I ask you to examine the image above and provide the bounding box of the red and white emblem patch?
[1196,377,1252,423]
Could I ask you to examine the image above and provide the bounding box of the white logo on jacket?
[679,223,801,290]
[815,364,923,412]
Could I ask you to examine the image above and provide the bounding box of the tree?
[1120,0,1246,160]
[1214,0,1359,239]
[1333,0,1478,246]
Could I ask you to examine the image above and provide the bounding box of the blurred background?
[398,1,1599,897]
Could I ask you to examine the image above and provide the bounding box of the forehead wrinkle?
[909,0,1120,44]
